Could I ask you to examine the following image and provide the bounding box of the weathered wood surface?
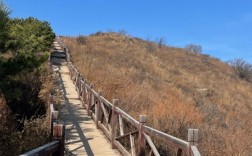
[191,146,201,156]
[53,41,120,156]
[20,141,60,156]
[144,133,160,156]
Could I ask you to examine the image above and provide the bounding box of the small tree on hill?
[155,37,166,48]
[185,44,202,54]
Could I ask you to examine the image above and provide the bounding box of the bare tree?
[155,37,166,48]
[185,44,202,54]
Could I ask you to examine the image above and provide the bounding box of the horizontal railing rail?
[20,141,60,156]
[58,36,201,156]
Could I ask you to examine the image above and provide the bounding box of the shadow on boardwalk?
[57,66,120,156]
[51,41,120,156]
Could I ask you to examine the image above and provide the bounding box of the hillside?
[62,32,252,155]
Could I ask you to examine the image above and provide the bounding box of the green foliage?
[9,17,55,54]
[0,1,55,154]
[0,0,11,52]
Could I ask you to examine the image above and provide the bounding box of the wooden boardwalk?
[51,41,120,156]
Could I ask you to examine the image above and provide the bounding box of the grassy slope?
[62,32,252,155]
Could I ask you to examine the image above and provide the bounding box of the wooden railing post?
[48,95,53,132]
[75,72,80,91]
[188,129,199,156]
[82,79,86,107]
[95,90,102,128]
[111,99,119,149]
[87,84,93,116]
[138,115,146,156]
[83,79,87,107]
[52,123,65,156]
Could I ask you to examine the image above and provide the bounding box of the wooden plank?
[143,125,190,151]
[188,129,199,146]
[144,133,160,156]
[95,95,101,128]
[90,88,99,98]
[191,146,201,156]
[51,111,59,120]
[130,134,136,156]
[100,102,109,124]
[138,115,146,156]
[111,99,119,149]
[99,96,113,109]
[188,129,199,156]
[119,115,124,136]
[113,140,131,156]
[20,141,59,156]
[100,102,112,131]
[115,130,138,140]
[115,107,139,128]
[50,104,55,112]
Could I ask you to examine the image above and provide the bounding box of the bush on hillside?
[155,37,166,48]
[185,44,202,54]
[228,59,252,82]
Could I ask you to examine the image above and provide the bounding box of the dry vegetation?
[62,32,252,155]
[0,63,53,155]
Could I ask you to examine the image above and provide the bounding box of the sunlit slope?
[62,32,252,155]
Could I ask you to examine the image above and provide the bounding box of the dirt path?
[51,41,120,156]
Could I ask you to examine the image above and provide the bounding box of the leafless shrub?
[185,44,202,54]
[118,29,127,36]
[228,59,252,82]
[155,37,166,48]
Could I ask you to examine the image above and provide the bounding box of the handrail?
[191,146,201,156]
[57,36,202,156]
[20,141,59,156]
[144,125,190,150]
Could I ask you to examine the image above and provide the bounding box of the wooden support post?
[130,134,136,156]
[111,99,119,149]
[75,72,79,91]
[48,96,53,133]
[52,123,65,156]
[82,79,87,107]
[95,90,102,129]
[119,115,124,136]
[50,110,59,139]
[188,129,199,156]
[87,84,93,116]
[69,62,72,79]
[138,115,146,156]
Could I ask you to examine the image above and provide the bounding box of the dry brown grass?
[0,63,55,155]
[62,32,252,155]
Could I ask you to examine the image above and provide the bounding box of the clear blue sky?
[4,0,252,63]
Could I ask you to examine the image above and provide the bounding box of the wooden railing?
[20,59,65,155]
[58,37,201,156]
